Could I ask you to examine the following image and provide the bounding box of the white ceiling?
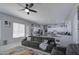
[0,3,74,24]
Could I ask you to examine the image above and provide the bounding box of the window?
[48,27,66,32]
[13,22,25,38]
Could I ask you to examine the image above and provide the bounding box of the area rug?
[0,46,50,55]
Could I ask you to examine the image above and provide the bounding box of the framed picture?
[4,20,11,27]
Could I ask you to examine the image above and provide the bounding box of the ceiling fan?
[18,3,37,15]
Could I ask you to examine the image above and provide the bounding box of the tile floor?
[0,42,21,51]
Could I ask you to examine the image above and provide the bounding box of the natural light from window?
[13,22,25,38]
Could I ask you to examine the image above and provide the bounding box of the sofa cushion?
[66,44,79,55]
[31,38,42,42]
[51,47,66,55]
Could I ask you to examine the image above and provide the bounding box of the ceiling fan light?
[25,9,29,12]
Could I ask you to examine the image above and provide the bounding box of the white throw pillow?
[27,37,31,41]
[39,40,48,50]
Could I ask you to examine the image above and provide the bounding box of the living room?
[0,3,79,55]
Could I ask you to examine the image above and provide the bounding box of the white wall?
[0,12,33,45]
[56,4,78,47]
[0,21,1,42]
[67,4,78,44]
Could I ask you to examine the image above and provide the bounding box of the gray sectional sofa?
[66,44,79,55]
[22,37,79,55]
[22,38,55,53]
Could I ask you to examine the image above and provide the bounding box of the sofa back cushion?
[31,37,43,42]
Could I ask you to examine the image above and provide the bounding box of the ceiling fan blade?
[18,9,25,11]
[29,9,37,13]
[29,3,34,8]
[26,4,28,7]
